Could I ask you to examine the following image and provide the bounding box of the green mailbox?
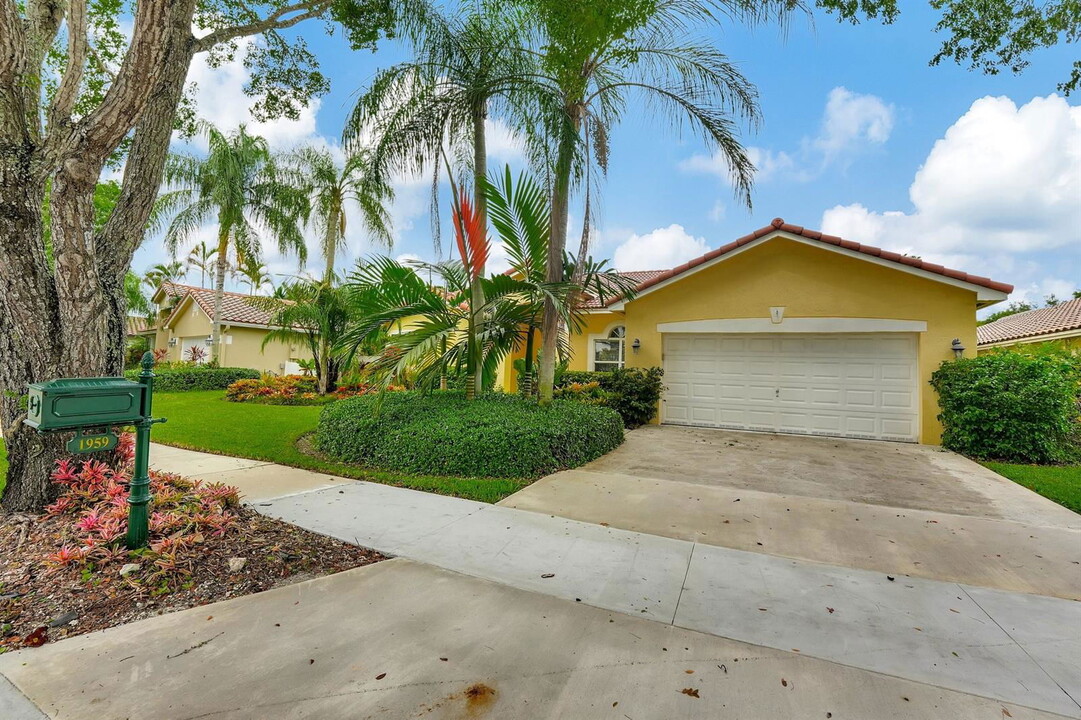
[25,377,147,431]
[23,353,165,549]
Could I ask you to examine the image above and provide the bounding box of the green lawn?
[151,391,530,503]
[984,461,1081,514]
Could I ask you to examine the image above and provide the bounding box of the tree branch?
[47,0,89,130]
[192,0,333,52]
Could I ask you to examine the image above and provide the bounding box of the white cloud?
[812,87,894,161]
[485,118,525,165]
[182,38,322,151]
[822,95,1080,255]
[612,224,709,272]
[821,94,1081,305]
[680,86,893,185]
[708,200,726,222]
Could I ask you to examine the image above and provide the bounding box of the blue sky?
[135,4,1080,312]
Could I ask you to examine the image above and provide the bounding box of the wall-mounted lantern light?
[204,335,214,346]
[631,338,641,354]
[950,338,965,359]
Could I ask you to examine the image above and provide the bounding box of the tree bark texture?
[0,0,323,510]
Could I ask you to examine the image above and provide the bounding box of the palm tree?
[157,123,309,362]
[234,255,273,295]
[290,146,394,282]
[143,261,187,291]
[486,167,636,395]
[344,5,537,257]
[124,271,154,320]
[254,277,363,395]
[526,0,799,403]
[186,241,218,288]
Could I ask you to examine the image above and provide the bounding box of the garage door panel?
[663,332,918,442]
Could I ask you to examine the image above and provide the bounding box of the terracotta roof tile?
[163,284,281,327]
[613,218,1013,304]
[977,297,1081,345]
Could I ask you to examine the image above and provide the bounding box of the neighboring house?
[137,282,313,374]
[977,297,1081,353]
[500,218,1012,445]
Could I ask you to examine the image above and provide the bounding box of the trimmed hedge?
[317,391,624,478]
[930,350,1081,464]
[125,366,260,392]
[558,367,665,428]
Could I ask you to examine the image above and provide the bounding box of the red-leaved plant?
[43,433,241,590]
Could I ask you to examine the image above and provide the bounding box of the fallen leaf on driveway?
[541,573,554,579]
[680,688,700,698]
[23,627,48,648]
[827,607,835,614]
[376,673,386,680]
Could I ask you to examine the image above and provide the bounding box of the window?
[593,325,625,371]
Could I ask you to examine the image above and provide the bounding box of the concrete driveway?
[501,426,1081,599]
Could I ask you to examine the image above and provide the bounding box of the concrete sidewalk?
[1,561,1063,720]
[152,446,1081,717]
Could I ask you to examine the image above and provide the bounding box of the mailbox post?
[24,351,166,549]
[126,353,158,549]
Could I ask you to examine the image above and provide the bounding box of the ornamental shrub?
[930,350,1081,464]
[124,366,259,391]
[316,392,624,478]
[556,367,665,428]
[226,375,400,405]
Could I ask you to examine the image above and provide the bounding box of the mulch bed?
[0,508,384,651]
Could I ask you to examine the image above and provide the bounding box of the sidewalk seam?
[960,584,1081,713]
[669,541,697,625]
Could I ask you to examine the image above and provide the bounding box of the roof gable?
[607,218,1012,309]
[977,297,1081,345]
[162,286,280,329]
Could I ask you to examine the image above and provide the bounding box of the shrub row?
[930,348,1080,464]
[316,391,624,478]
[125,366,259,392]
[557,367,665,428]
[226,375,400,405]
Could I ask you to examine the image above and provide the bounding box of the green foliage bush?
[557,367,665,428]
[930,349,1081,464]
[124,366,259,392]
[317,392,624,478]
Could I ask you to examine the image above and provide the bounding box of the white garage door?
[663,333,919,442]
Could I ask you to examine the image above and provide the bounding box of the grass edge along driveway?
[983,461,1081,515]
[151,391,529,504]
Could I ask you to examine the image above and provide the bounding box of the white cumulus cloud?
[812,87,895,161]
[612,224,709,272]
[822,95,1081,256]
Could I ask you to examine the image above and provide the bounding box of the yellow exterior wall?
[156,298,312,374]
[515,238,981,445]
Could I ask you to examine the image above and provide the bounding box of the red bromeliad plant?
[41,433,241,590]
[452,190,489,400]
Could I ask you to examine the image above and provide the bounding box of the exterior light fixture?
[950,338,965,359]
[632,338,641,354]
[205,335,214,346]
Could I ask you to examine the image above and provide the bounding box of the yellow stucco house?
[501,218,1013,445]
[139,282,314,374]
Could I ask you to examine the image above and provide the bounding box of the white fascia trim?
[608,230,1009,310]
[978,327,1081,348]
[657,318,928,334]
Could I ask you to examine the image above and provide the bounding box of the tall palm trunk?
[211,228,230,363]
[324,200,342,283]
[470,101,487,398]
[521,324,536,396]
[538,112,581,405]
